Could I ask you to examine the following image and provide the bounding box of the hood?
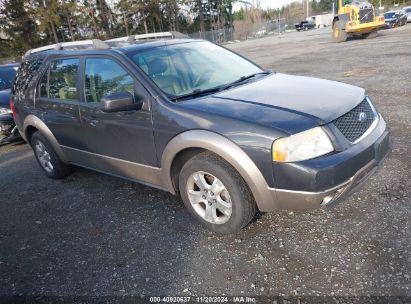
[0,89,11,108]
[214,73,364,123]
[180,73,365,134]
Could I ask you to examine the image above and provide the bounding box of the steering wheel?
[193,69,214,87]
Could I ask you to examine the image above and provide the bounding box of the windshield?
[128,41,262,99]
[384,12,397,18]
[0,66,18,91]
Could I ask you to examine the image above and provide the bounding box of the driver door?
[75,56,158,170]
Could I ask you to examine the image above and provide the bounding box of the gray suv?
[11,39,390,233]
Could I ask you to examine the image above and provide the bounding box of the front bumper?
[345,20,385,33]
[261,116,390,211]
[384,21,397,28]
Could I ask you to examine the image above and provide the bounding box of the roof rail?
[24,39,110,57]
[106,31,189,43]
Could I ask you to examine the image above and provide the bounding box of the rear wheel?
[31,132,72,179]
[179,152,257,234]
[332,24,347,42]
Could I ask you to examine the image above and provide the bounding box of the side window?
[39,58,79,100]
[84,58,135,103]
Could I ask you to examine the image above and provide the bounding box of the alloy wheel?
[35,141,54,173]
[186,171,232,224]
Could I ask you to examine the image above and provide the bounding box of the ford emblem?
[358,112,367,122]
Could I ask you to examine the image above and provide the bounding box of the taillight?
[9,99,16,118]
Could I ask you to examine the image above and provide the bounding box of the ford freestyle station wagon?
[11,39,390,233]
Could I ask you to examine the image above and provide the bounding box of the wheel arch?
[169,147,207,192]
[25,125,38,144]
[332,16,339,27]
[161,130,274,211]
[23,114,69,163]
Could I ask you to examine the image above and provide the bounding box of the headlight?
[272,127,334,162]
[0,107,12,115]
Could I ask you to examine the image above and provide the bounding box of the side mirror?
[101,92,141,112]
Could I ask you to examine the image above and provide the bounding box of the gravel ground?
[0,26,410,299]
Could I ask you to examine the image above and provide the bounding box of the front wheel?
[31,131,73,179]
[332,24,347,42]
[179,152,257,234]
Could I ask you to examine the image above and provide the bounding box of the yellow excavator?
[332,0,385,42]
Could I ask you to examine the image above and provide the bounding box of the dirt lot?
[0,27,410,298]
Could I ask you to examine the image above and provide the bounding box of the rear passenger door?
[36,57,84,149]
[77,56,157,166]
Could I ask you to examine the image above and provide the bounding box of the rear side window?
[84,58,134,103]
[39,58,79,100]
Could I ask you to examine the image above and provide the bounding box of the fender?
[161,130,276,211]
[23,114,69,163]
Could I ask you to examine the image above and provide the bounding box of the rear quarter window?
[12,56,44,99]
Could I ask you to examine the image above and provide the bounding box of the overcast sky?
[233,0,299,10]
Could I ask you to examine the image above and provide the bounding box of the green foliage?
[9,0,406,60]
[0,0,40,57]
[311,0,334,13]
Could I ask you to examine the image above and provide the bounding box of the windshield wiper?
[171,86,224,101]
[221,71,271,90]
[171,71,271,101]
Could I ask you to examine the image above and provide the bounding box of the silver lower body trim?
[61,146,167,191]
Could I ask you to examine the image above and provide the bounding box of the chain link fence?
[186,18,297,45]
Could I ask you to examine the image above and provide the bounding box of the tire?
[179,152,257,234]
[31,131,72,179]
[332,23,347,42]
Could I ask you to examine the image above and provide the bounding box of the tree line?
[2,0,406,60]
[0,0,238,59]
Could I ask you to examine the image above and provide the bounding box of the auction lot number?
[149,296,233,303]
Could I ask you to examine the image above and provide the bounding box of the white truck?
[310,13,334,28]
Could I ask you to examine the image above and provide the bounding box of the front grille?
[333,98,376,142]
[359,8,374,24]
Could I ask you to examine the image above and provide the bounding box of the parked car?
[255,28,267,38]
[12,39,389,233]
[383,10,407,28]
[403,6,411,22]
[295,20,316,31]
[0,63,20,144]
